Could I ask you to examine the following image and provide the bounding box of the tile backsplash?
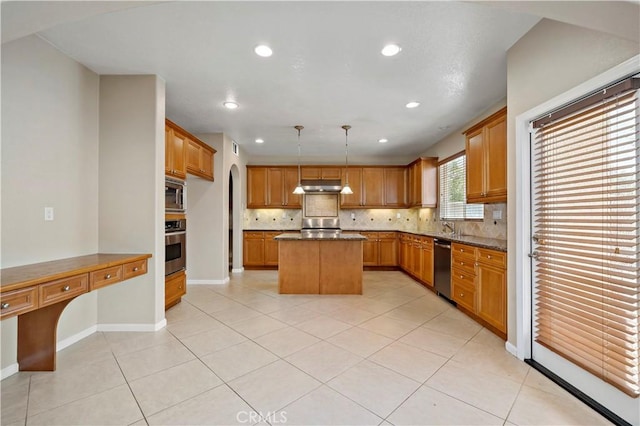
[244,203,507,240]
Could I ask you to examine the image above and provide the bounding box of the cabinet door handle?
[62,285,71,292]
[1,303,10,309]
[105,274,112,279]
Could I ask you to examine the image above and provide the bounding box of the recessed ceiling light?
[378,138,388,143]
[223,101,239,109]
[254,45,273,57]
[381,44,401,57]
[405,101,420,109]
[255,138,264,144]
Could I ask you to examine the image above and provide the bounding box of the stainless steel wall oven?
[165,219,186,276]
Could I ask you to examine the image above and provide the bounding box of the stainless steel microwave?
[165,178,186,212]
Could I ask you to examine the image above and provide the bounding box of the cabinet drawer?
[244,232,264,239]
[39,274,88,307]
[452,279,476,312]
[420,237,433,249]
[452,256,476,275]
[90,265,123,291]
[477,248,506,268]
[0,286,38,319]
[165,271,186,308]
[378,232,396,240]
[361,232,378,240]
[452,243,476,259]
[452,267,475,287]
[264,232,280,239]
[123,259,147,280]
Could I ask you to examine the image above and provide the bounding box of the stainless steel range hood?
[300,179,342,192]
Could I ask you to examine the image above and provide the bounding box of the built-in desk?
[0,253,152,371]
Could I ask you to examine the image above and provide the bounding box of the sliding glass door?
[530,78,640,423]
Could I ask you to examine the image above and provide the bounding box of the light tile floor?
[1,271,611,426]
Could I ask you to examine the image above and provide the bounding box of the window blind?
[532,84,640,397]
[439,153,483,220]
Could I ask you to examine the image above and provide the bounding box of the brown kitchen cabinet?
[186,137,215,181]
[301,166,342,180]
[407,158,437,208]
[340,168,363,207]
[243,231,280,268]
[165,123,187,180]
[167,119,216,181]
[464,107,507,203]
[360,232,397,267]
[165,270,186,310]
[451,242,506,338]
[247,167,301,209]
[399,233,411,271]
[384,167,407,207]
[419,237,434,287]
[361,168,385,207]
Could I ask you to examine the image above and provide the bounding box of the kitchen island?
[274,233,366,294]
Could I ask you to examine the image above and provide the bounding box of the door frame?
[514,54,640,362]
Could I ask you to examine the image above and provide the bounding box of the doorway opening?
[228,171,233,272]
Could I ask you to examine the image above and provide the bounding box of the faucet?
[442,221,456,236]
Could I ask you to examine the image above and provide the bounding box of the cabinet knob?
[460,293,464,297]
[63,285,71,292]
[487,255,492,259]
[460,275,464,279]
[133,267,139,272]
[105,274,112,279]
[1,303,10,309]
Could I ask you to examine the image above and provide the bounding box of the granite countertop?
[341,229,507,252]
[274,232,367,241]
[249,228,506,251]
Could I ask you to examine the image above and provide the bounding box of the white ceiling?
[4,1,629,164]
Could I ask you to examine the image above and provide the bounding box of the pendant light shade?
[293,125,305,195]
[340,125,353,195]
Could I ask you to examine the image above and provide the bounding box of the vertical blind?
[532,81,640,397]
[439,153,483,220]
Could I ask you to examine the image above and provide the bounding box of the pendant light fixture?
[293,125,305,195]
[340,125,353,195]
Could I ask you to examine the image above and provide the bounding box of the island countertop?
[274,232,367,241]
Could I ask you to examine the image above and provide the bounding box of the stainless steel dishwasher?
[433,238,452,300]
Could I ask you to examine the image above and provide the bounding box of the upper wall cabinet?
[464,107,507,203]
[247,166,301,209]
[407,157,437,208]
[165,123,186,180]
[166,119,216,181]
[300,166,342,180]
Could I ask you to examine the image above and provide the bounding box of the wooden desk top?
[1,253,152,293]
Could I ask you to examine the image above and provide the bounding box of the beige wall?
[97,75,165,326]
[506,19,639,348]
[1,35,100,371]
[187,133,248,282]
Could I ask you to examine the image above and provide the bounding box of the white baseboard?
[1,363,19,380]
[57,325,98,352]
[231,268,244,273]
[97,319,166,332]
[188,277,230,285]
[505,341,518,358]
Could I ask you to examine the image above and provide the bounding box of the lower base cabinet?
[451,243,507,338]
[165,270,186,310]
[243,231,280,268]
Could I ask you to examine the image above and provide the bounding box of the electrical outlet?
[396,213,401,219]
[351,213,356,220]
[492,210,502,220]
[44,207,54,221]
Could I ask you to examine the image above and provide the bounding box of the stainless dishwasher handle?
[434,243,451,249]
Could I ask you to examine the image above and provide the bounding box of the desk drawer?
[39,274,88,307]
[123,259,147,280]
[90,265,123,290]
[0,287,38,319]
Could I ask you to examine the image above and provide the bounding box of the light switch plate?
[492,210,502,220]
[44,207,54,221]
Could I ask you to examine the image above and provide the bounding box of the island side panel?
[278,240,320,294]
[319,240,363,294]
